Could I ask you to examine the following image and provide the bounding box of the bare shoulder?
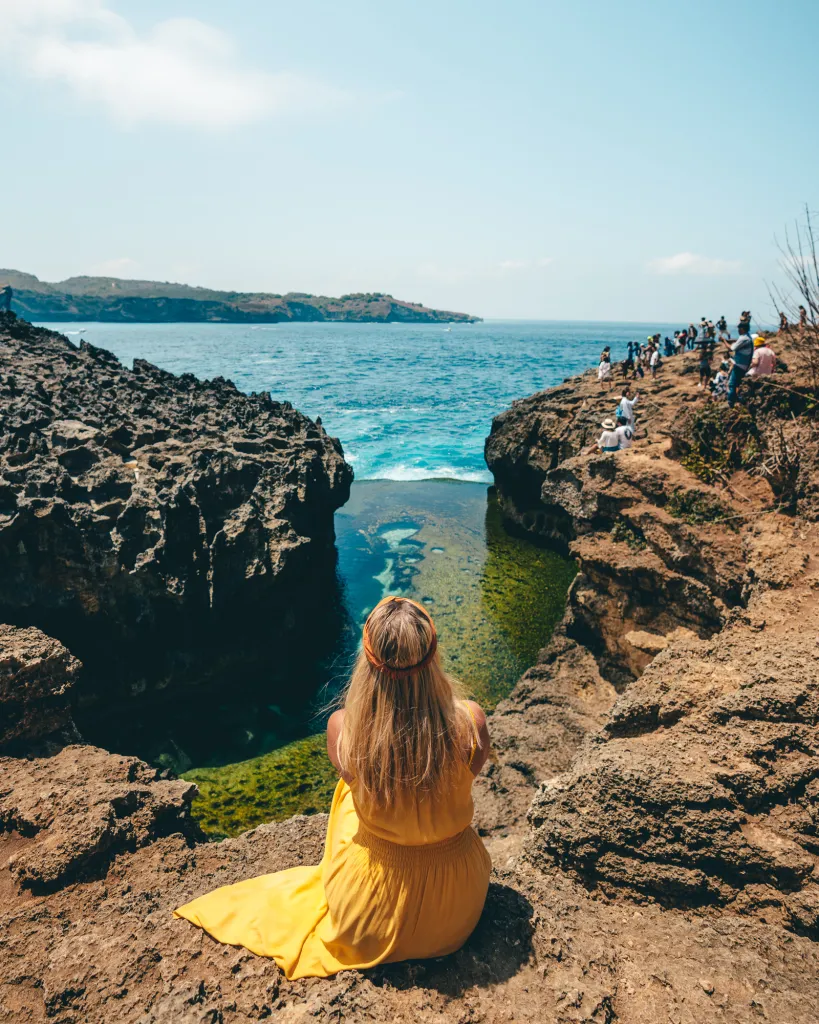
[326,709,345,774]
[464,699,487,730]
[327,708,345,734]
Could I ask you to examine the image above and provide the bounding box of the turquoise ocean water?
[41,319,685,482]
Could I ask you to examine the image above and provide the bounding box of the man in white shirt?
[617,384,640,429]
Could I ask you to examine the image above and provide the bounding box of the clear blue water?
[40,319,685,481]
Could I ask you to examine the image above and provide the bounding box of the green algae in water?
[185,734,339,840]
[185,481,576,839]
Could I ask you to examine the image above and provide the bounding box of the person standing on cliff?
[1,284,11,312]
[726,330,754,406]
[698,339,714,390]
[738,310,751,336]
[597,350,613,389]
[617,383,639,428]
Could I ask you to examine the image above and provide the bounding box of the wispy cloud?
[647,252,742,276]
[0,0,347,129]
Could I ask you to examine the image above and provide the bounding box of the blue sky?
[0,0,814,320]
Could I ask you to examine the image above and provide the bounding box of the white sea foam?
[380,527,420,549]
[362,464,492,484]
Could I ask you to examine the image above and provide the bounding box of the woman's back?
[351,752,476,846]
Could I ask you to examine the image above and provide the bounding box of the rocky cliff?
[0,311,352,705]
[2,328,819,1023]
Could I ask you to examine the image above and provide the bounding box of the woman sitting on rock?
[174,596,492,980]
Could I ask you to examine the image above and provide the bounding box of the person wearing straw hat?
[595,416,620,452]
[175,596,492,979]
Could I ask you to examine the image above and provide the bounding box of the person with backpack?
[687,323,697,350]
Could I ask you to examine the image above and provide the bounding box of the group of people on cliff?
[598,310,779,407]
[594,311,781,454]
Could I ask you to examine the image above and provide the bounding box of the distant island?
[0,269,481,324]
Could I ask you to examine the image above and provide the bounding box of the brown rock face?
[527,590,819,936]
[486,335,819,946]
[0,624,81,751]
[0,313,352,702]
[0,744,200,892]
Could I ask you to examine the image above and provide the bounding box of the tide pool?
[184,480,576,838]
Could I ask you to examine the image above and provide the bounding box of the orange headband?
[362,596,438,677]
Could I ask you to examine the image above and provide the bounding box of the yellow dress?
[174,742,492,980]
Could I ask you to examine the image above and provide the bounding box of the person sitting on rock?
[615,414,633,449]
[708,360,731,400]
[174,596,492,980]
[746,336,777,378]
[595,417,621,453]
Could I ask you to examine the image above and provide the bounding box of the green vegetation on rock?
[665,487,735,529]
[185,734,339,840]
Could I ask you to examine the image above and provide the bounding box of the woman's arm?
[465,700,491,776]
[326,709,354,783]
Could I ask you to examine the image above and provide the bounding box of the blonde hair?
[338,597,475,806]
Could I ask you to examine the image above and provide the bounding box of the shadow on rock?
[370,882,534,995]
